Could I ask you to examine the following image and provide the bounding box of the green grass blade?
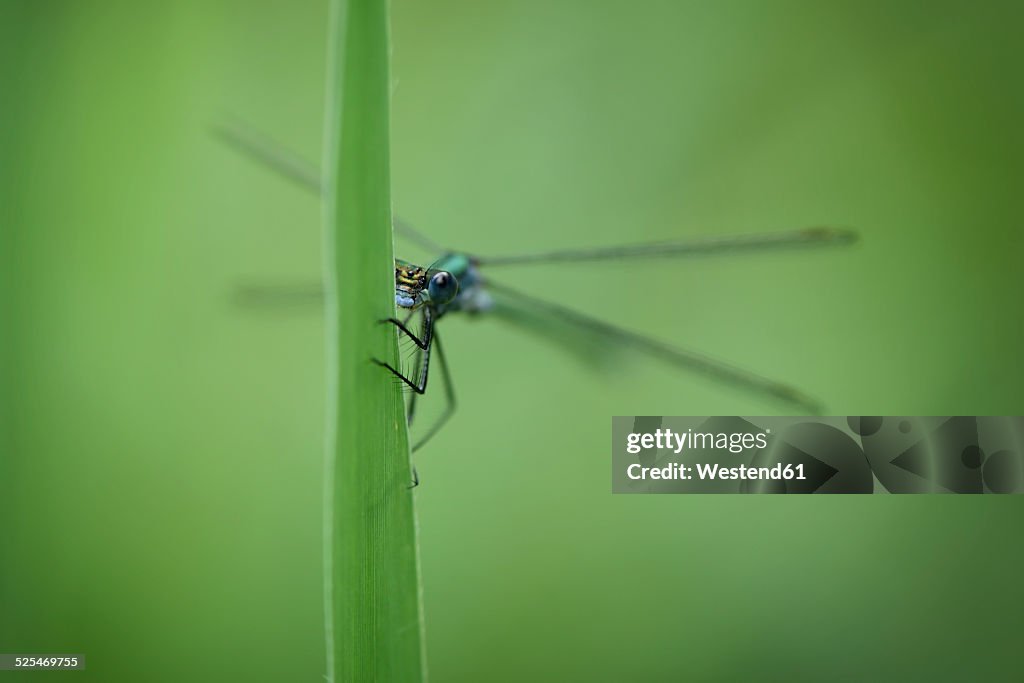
[321,0,426,681]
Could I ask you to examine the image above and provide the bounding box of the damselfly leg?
[374,312,457,462]
[411,331,455,453]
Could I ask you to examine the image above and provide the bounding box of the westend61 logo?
[626,427,769,455]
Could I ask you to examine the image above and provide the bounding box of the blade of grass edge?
[322,0,426,681]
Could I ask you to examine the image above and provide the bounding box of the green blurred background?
[2,1,1022,681]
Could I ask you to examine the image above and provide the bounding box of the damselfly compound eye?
[428,271,459,304]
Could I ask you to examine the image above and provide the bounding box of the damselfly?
[217,124,857,467]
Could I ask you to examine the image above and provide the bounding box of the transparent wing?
[212,120,444,253]
[232,281,323,309]
[475,227,857,266]
[485,278,825,414]
[213,123,856,265]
